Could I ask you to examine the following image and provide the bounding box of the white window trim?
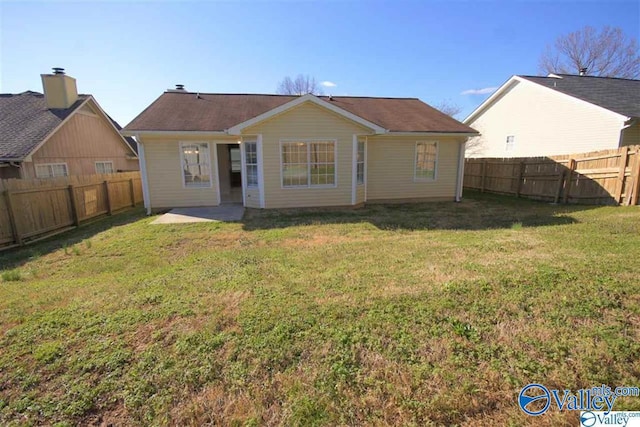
[179,141,213,189]
[356,139,366,186]
[94,161,114,174]
[414,141,439,182]
[244,140,259,188]
[351,136,367,205]
[35,162,68,179]
[279,139,338,189]
[257,135,265,208]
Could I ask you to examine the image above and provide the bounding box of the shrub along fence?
[464,145,640,205]
[0,171,143,250]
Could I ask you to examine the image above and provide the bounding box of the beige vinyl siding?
[143,138,219,208]
[356,185,365,204]
[245,187,260,208]
[244,101,371,208]
[23,104,138,178]
[366,136,461,201]
[621,122,640,146]
[466,80,626,158]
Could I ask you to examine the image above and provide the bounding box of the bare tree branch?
[276,74,324,95]
[434,100,463,119]
[539,26,640,78]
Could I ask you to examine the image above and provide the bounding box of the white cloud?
[321,81,337,88]
[461,86,498,95]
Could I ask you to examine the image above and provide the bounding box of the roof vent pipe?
[175,84,185,91]
[579,68,587,76]
[52,67,65,75]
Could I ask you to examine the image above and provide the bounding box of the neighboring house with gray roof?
[0,69,138,180]
[463,73,640,158]
[123,87,478,211]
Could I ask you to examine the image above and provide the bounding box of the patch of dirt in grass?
[216,290,249,333]
[171,384,261,426]
[280,233,368,248]
[86,402,130,427]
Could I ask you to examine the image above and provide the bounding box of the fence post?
[614,146,629,204]
[129,178,136,207]
[480,160,488,193]
[104,180,113,215]
[563,159,576,204]
[515,161,525,197]
[629,150,640,206]
[4,190,22,246]
[68,185,80,226]
[554,171,565,204]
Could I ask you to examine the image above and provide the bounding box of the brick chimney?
[40,68,78,109]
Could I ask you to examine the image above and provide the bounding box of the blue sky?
[1,1,638,125]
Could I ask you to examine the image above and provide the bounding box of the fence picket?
[464,146,639,205]
[0,172,142,249]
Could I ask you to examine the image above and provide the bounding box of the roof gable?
[227,94,386,135]
[124,92,477,134]
[519,74,640,118]
[0,91,138,160]
[0,91,88,159]
[464,74,638,125]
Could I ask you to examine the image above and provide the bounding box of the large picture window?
[180,142,211,188]
[245,141,258,187]
[415,142,438,180]
[281,140,336,188]
[35,163,68,179]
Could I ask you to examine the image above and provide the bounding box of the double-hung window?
[415,142,438,180]
[180,142,211,187]
[245,141,258,187]
[281,140,336,187]
[356,140,365,185]
[35,163,68,178]
[95,161,114,174]
[505,135,515,151]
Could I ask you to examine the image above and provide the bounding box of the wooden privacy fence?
[464,145,640,205]
[0,172,143,250]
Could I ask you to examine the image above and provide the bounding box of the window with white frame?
[95,161,114,174]
[281,140,336,187]
[245,141,258,187]
[180,142,211,187]
[505,135,515,151]
[415,142,437,180]
[35,163,68,179]
[356,140,365,185]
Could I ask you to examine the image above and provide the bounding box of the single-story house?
[0,68,139,179]
[463,73,640,158]
[122,87,478,211]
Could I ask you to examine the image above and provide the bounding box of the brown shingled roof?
[125,92,477,134]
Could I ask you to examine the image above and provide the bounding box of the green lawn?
[1,192,639,426]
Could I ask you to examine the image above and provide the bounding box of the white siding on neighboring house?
[466,80,627,158]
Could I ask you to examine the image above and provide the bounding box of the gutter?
[121,130,229,138]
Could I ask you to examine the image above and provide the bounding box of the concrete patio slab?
[151,205,245,224]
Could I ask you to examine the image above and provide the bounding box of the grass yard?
[0,192,639,426]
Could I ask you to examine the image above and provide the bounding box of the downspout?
[135,134,152,215]
[455,140,466,202]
